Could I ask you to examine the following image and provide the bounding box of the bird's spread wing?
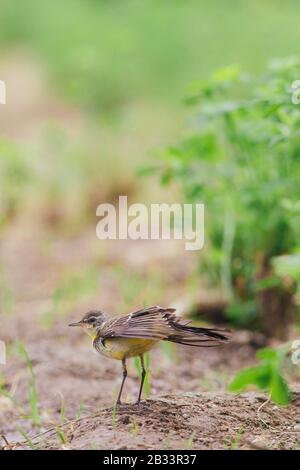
[99,306,229,347]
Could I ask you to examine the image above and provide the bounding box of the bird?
[69,305,229,405]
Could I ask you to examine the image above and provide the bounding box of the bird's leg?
[136,354,146,404]
[116,358,127,405]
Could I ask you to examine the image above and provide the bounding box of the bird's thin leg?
[116,359,127,405]
[136,355,146,404]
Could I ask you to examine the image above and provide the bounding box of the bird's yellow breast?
[95,337,158,360]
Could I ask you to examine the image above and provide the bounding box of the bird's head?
[69,310,106,338]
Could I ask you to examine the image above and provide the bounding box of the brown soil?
[35,392,300,450]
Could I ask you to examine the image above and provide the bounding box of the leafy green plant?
[229,346,290,405]
[1,0,300,114]
[154,59,300,336]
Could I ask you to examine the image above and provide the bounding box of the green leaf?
[270,371,290,406]
[212,65,241,83]
[229,346,291,406]
[256,347,279,362]
[229,364,270,392]
[254,276,282,291]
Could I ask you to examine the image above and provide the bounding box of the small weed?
[162,438,172,450]
[17,426,37,450]
[75,400,85,419]
[111,404,117,432]
[58,393,66,424]
[0,372,24,412]
[224,427,245,450]
[134,352,151,397]
[16,342,41,426]
[55,427,67,445]
[186,431,196,449]
[130,418,139,436]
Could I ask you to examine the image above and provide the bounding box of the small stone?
[251,437,268,449]
[293,424,300,431]
[0,396,14,412]
[121,415,130,425]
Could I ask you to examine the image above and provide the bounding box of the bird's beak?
[68,321,83,327]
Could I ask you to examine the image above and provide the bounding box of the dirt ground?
[33,392,300,450]
[1,222,300,451]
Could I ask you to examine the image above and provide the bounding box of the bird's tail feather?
[166,323,230,347]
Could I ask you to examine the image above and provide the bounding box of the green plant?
[224,427,245,450]
[229,346,290,405]
[155,59,300,336]
[17,426,37,450]
[0,139,32,231]
[111,404,117,432]
[55,427,67,446]
[186,431,196,449]
[134,352,150,397]
[0,370,24,413]
[17,343,41,426]
[130,418,139,436]
[75,400,85,419]
[58,393,66,424]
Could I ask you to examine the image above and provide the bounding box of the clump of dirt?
[11,391,300,450]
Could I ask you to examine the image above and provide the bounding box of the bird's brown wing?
[100,306,229,347]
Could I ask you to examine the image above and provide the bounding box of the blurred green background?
[1,0,300,315]
[1,0,300,227]
[1,0,300,110]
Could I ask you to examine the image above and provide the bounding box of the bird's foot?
[134,399,143,406]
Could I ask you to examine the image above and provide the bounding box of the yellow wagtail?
[69,305,229,405]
